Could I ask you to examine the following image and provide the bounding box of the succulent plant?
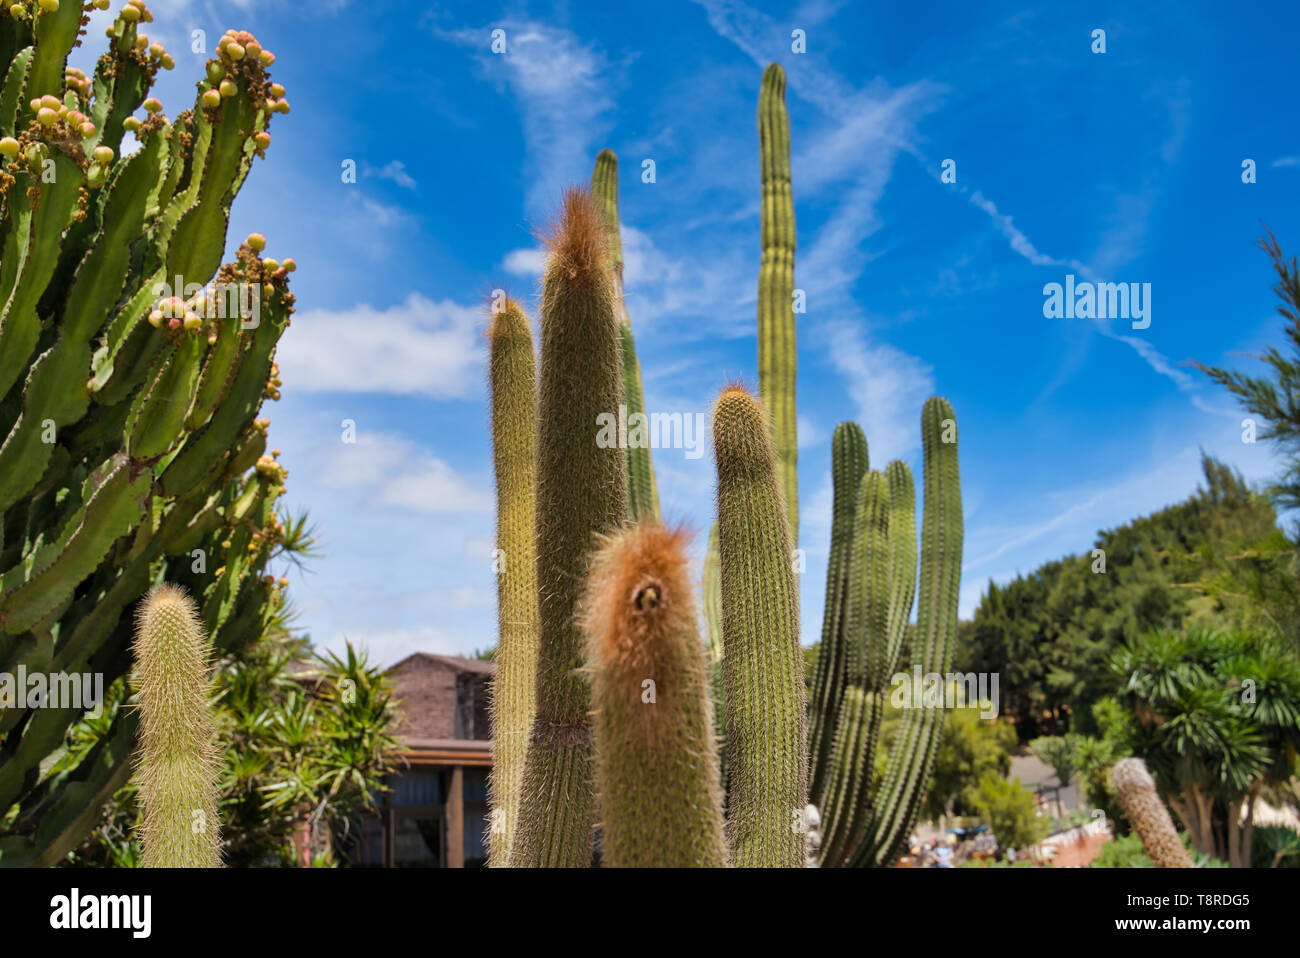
[1111,757,1195,868]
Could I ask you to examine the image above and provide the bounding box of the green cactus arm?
[713,385,807,867]
[486,297,538,866]
[89,272,167,404]
[0,47,32,137]
[590,148,660,522]
[582,523,727,867]
[881,460,918,682]
[24,0,83,101]
[132,583,221,867]
[757,63,798,545]
[808,421,867,807]
[818,683,872,865]
[509,188,627,867]
[124,332,206,461]
[186,305,247,430]
[862,398,962,866]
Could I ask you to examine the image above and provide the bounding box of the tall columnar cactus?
[0,2,295,866]
[712,385,806,867]
[509,188,627,867]
[132,583,220,868]
[808,422,867,807]
[581,523,727,867]
[590,149,659,522]
[485,297,538,867]
[757,63,798,546]
[1111,757,1195,868]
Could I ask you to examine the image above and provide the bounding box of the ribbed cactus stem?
[591,148,659,522]
[581,524,727,867]
[757,63,798,545]
[1111,758,1195,868]
[485,297,538,867]
[509,188,627,867]
[808,423,867,808]
[132,584,220,868]
[713,385,806,867]
[863,397,962,866]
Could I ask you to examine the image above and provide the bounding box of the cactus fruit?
[509,188,627,867]
[485,297,539,866]
[712,385,807,867]
[132,584,220,868]
[757,63,798,546]
[581,523,726,867]
[590,149,660,522]
[1111,758,1195,868]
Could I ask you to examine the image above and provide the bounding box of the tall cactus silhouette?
[581,523,726,867]
[0,2,295,866]
[591,149,659,522]
[757,63,798,546]
[132,584,220,868]
[713,385,806,867]
[1111,758,1195,868]
[485,297,538,866]
[509,188,627,867]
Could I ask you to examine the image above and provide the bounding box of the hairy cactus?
[509,188,627,867]
[757,63,798,545]
[581,523,726,867]
[485,297,539,867]
[712,385,806,867]
[132,584,220,868]
[1111,757,1195,868]
[591,149,659,523]
[0,3,294,866]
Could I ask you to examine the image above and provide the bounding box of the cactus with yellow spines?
[581,523,726,867]
[485,297,539,866]
[508,188,627,867]
[132,583,220,868]
[0,3,297,866]
[712,385,806,867]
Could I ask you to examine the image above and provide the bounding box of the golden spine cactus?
[1111,757,1195,868]
[485,297,539,866]
[132,584,220,868]
[581,524,727,867]
[509,188,628,867]
[712,385,807,867]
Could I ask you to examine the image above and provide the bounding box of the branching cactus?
[757,63,798,545]
[509,188,627,867]
[581,523,726,867]
[485,296,538,866]
[132,584,220,868]
[712,385,806,867]
[1111,757,1195,868]
[591,149,659,522]
[0,1,296,866]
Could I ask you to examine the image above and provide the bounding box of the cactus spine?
[757,63,798,546]
[712,385,806,867]
[132,584,220,868]
[808,422,867,807]
[509,188,627,867]
[591,148,659,522]
[486,297,538,866]
[581,524,726,867]
[1111,758,1195,868]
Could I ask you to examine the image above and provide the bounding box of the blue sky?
[77,1,1300,664]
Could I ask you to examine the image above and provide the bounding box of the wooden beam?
[448,765,464,868]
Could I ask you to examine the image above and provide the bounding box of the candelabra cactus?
[0,2,295,866]
[713,385,807,867]
[590,149,660,523]
[1111,757,1195,868]
[581,523,727,867]
[485,296,539,866]
[509,188,627,867]
[132,584,220,868]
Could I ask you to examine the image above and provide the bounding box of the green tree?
[924,707,1018,821]
[972,772,1046,852]
[1030,734,1082,787]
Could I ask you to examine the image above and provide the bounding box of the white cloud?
[320,431,493,514]
[367,160,417,189]
[502,246,546,278]
[278,292,483,398]
[1271,156,1300,168]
